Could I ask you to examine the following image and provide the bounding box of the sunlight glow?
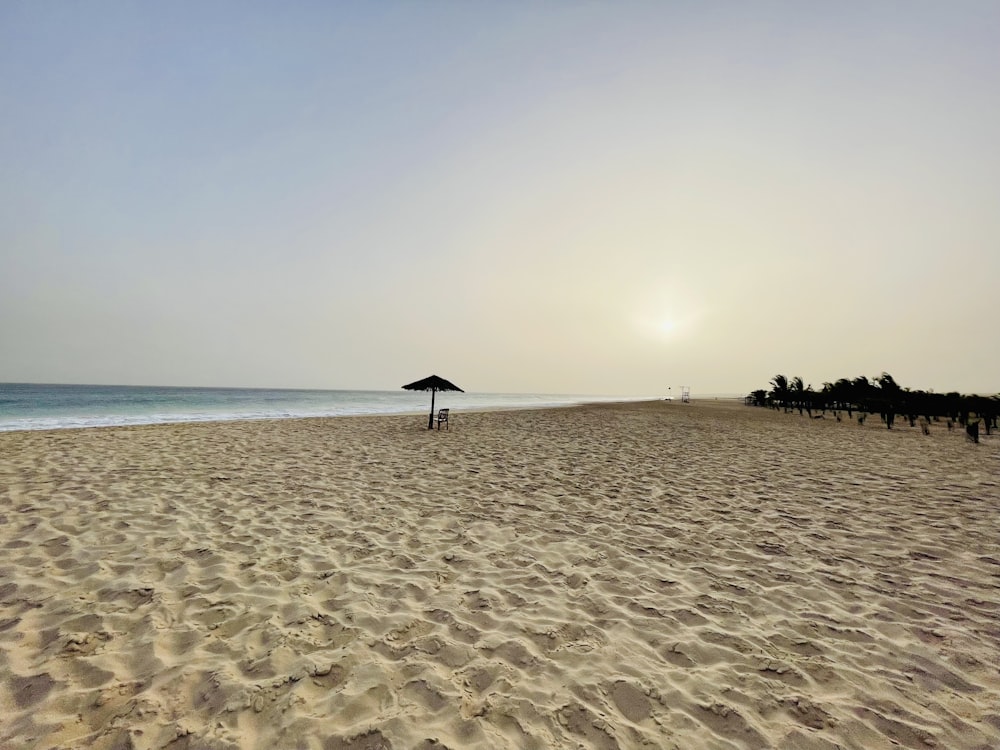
[635,311,696,342]
[658,318,677,335]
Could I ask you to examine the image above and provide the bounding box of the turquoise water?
[0,383,653,432]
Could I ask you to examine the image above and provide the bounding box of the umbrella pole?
[428,388,436,430]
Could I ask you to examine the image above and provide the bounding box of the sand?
[1,400,998,750]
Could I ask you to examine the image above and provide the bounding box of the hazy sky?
[2,2,998,396]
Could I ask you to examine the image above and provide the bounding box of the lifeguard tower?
[680,386,691,403]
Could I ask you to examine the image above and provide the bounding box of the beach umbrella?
[402,374,464,430]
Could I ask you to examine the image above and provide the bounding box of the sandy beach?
[1,400,998,750]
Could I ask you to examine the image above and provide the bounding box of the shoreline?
[0,399,648,436]
[0,384,663,434]
[1,400,997,749]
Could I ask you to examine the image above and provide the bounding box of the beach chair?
[436,408,450,430]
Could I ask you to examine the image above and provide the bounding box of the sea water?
[0,383,652,432]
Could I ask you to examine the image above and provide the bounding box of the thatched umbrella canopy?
[402,375,464,430]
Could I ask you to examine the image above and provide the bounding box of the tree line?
[746,373,999,439]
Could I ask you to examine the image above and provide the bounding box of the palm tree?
[877,372,901,394]
[791,376,805,415]
[805,383,817,416]
[876,372,901,429]
[770,374,789,411]
[850,376,872,415]
[831,378,853,416]
[820,382,835,415]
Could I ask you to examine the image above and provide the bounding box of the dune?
[1,400,998,749]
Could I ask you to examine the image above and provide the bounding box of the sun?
[631,285,703,342]
[634,304,703,342]
[634,313,685,341]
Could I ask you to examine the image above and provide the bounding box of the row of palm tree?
[746,372,998,435]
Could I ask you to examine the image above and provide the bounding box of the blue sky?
[2,2,998,395]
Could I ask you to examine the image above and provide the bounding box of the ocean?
[0,383,654,432]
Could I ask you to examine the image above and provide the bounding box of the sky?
[2,2,998,397]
